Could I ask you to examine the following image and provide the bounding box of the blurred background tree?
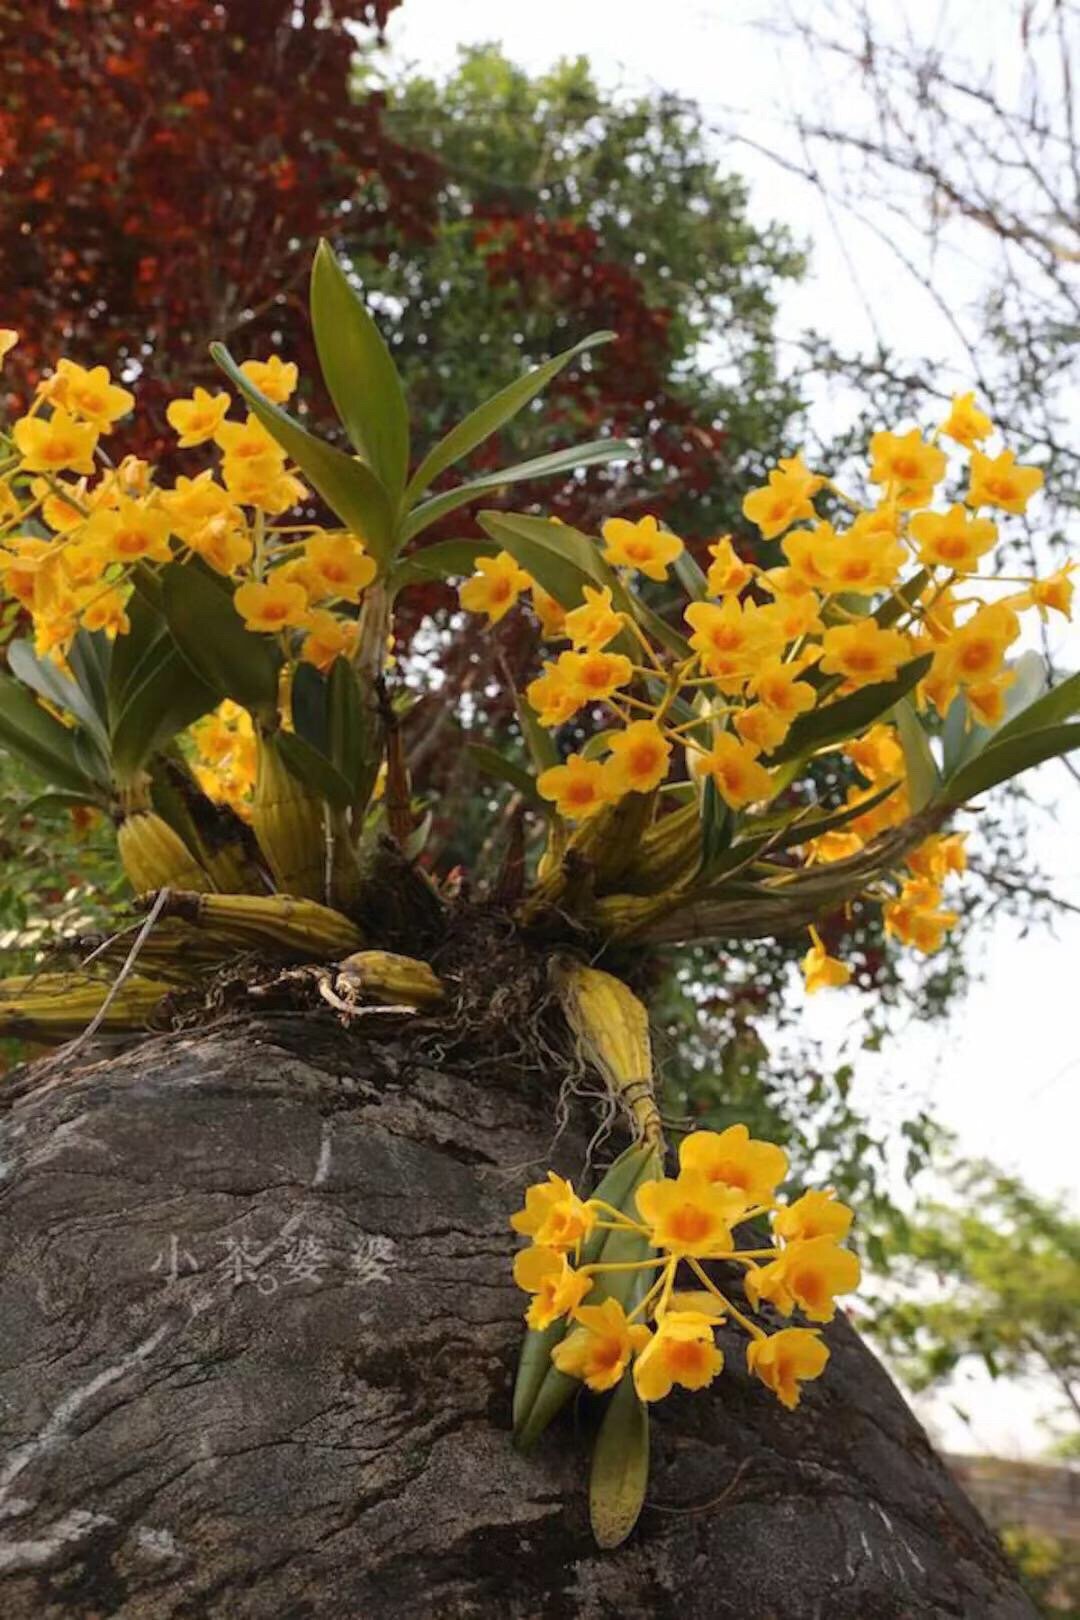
[864,1159,1080,1447]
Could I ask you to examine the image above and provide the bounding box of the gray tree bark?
[0,1011,1035,1619]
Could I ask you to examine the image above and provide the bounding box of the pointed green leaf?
[699,774,733,876]
[513,684,560,774]
[110,638,220,783]
[17,788,106,815]
[406,330,616,503]
[673,548,709,602]
[893,696,940,811]
[107,588,220,780]
[66,631,112,730]
[7,638,109,751]
[465,743,542,807]
[939,722,1080,806]
[327,656,370,796]
[875,568,930,629]
[162,560,281,719]
[993,664,1080,746]
[943,652,1051,774]
[769,778,901,852]
[290,661,330,758]
[211,342,395,564]
[589,1374,650,1550]
[276,730,353,810]
[310,240,409,498]
[513,1143,659,1452]
[768,654,933,766]
[404,440,633,544]
[388,538,498,592]
[0,674,101,792]
[479,510,688,659]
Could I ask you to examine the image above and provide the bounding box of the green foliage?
[355,44,805,535]
[0,759,123,1071]
[863,1160,1080,1445]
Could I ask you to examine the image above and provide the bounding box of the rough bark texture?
[0,1011,1035,1619]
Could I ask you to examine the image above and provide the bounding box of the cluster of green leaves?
[358,44,805,537]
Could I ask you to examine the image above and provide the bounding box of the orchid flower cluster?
[511,1125,858,1412]
[0,336,377,672]
[459,395,1070,987]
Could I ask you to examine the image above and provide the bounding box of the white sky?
[384,0,1080,1457]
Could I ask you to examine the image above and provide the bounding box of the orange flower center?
[843,647,880,673]
[960,639,995,674]
[566,780,598,807]
[593,1339,624,1372]
[667,1203,712,1245]
[113,529,148,555]
[667,1340,708,1375]
[628,742,661,776]
[789,1265,827,1312]
[891,456,921,481]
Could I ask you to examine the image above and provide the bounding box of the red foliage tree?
[0,0,439,454]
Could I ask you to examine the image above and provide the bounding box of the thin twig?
[46,888,170,1069]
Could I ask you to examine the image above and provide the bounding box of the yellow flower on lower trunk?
[679,1124,788,1206]
[512,1246,593,1331]
[509,1171,596,1252]
[636,1169,748,1257]
[551,1298,651,1393]
[633,1311,725,1402]
[747,1328,830,1410]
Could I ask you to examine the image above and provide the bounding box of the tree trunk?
[0,1009,1034,1619]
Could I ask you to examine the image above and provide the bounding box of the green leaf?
[893,696,940,812]
[110,639,220,783]
[405,330,616,503]
[66,631,112,730]
[310,240,409,499]
[108,589,220,780]
[943,652,1051,775]
[513,1143,658,1452]
[768,654,933,766]
[0,674,101,792]
[465,743,542,807]
[939,722,1080,806]
[211,342,395,565]
[994,664,1080,746]
[276,730,354,810]
[162,560,281,719]
[17,788,105,816]
[672,548,709,602]
[290,660,330,756]
[768,778,901,852]
[327,656,370,797]
[875,569,930,629]
[698,774,733,876]
[7,638,109,751]
[389,538,498,591]
[513,685,560,774]
[589,1374,650,1550]
[479,510,688,659]
[403,440,632,544]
